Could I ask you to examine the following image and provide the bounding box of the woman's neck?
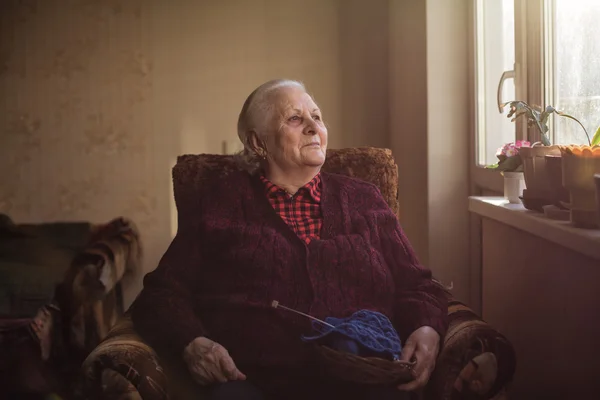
[264,167,321,195]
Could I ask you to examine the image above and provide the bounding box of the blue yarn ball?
[302,310,402,361]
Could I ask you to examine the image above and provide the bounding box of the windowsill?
[469,196,600,261]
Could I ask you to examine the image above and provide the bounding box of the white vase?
[502,171,526,204]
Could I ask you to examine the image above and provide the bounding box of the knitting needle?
[271,300,336,329]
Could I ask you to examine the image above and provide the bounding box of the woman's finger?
[400,340,417,362]
[397,367,429,392]
[218,352,247,380]
[198,342,229,383]
[206,359,229,383]
[397,351,434,391]
[191,363,213,386]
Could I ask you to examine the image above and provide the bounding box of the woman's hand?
[397,326,440,392]
[183,337,247,385]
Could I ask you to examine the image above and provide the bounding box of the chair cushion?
[172,147,399,218]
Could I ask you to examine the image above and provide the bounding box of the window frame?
[470,0,545,195]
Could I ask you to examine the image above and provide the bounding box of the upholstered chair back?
[171,147,400,220]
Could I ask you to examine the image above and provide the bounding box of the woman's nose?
[304,118,318,135]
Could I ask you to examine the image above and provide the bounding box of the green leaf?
[501,100,556,145]
[540,133,551,146]
[495,155,522,172]
[555,110,580,121]
[515,163,524,172]
[592,125,600,146]
[510,110,528,122]
[504,101,524,117]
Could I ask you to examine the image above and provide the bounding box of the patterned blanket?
[57,217,142,357]
[1,216,142,398]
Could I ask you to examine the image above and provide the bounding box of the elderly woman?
[132,79,448,400]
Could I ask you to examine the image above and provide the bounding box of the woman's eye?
[313,115,321,121]
[289,116,301,122]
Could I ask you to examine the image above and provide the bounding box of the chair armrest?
[82,314,168,400]
[425,300,516,400]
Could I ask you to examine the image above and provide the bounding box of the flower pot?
[544,154,570,208]
[560,145,600,229]
[519,145,560,210]
[502,171,526,204]
[595,174,600,227]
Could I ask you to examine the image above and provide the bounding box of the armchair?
[82,148,515,400]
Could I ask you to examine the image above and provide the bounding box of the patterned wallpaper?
[0,0,172,304]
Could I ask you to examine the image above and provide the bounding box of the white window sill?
[468,196,600,261]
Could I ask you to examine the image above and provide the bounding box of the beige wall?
[389,0,471,302]
[0,0,471,306]
[171,0,391,154]
[426,0,471,302]
[389,0,430,266]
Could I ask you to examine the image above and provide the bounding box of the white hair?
[235,79,306,173]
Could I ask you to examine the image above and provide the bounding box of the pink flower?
[496,141,530,159]
[515,140,531,148]
[504,146,517,157]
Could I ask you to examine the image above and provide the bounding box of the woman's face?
[257,86,328,174]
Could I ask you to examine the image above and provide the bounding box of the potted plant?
[499,101,585,210]
[486,140,530,204]
[560,125,600,228]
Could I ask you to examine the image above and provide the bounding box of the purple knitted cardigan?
[131,170,448,372]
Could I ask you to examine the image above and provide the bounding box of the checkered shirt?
[259,173,323,244]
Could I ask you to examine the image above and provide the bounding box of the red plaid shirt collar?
[259,173,323,243]
[260,173,322,202]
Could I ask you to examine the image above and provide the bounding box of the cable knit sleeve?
[131,224,207,357]
[371,188,448,342]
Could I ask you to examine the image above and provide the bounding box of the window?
[475,0,517,167]
[547,0,600,145]
[471,0,600,193]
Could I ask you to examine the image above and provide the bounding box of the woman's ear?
[248,131,267,158]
